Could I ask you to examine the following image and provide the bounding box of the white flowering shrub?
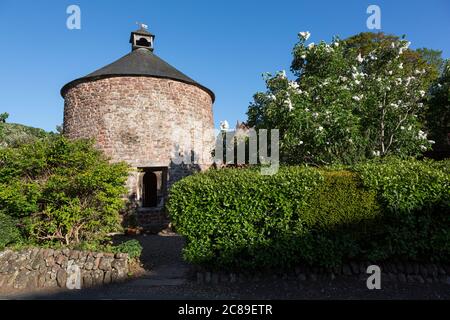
[247,32,436,165]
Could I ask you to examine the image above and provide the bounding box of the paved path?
[3,234,450,300]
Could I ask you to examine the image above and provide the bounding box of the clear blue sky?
[1,0,449,132]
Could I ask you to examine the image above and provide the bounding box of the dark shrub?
[0,213,22,249]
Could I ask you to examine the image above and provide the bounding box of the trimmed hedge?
[167,159,450,271]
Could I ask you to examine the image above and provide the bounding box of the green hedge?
[167,159,450,270]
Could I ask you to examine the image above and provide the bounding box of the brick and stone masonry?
[61,27,215,229]
[63,76,215,191]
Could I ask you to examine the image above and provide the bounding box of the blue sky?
[1,0,449,132]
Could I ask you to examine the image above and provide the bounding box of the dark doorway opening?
[142,171,158,207]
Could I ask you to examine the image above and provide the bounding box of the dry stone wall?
[0,248,129,291]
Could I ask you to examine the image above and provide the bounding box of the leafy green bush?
[353,157,450,261]
[168,161,449,271]
[0,135,130,246]
[0,213,22,249]
[354,157,449,212]
[113,240,143,260]
[168,167,381,270]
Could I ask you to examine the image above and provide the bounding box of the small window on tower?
[136,37,151,48]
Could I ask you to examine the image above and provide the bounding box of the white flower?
[324,45,334,53]
[419,90,426,97]
[348,138,353,143]
[333,42,339,47]
[405,76,415,86]
[220,120,229,131]
[438,83,442,88]
[299,140,304,145]
[400,126,405,130]
[418,103,423,108]
[288,81,300,89]
[301,54,306,59]
[354,80,361,85]
[307,43,315,49]
[304,108,309,112]
[414,69,421,75]
[298,31,311,40]
[352,95,361,101]
[388,70,393,75]
[418,130,427,139]
[318,126,324,131]
[268,94,276,101]
[372,150,381,157]
[420,145,427,151]
[399,63,403,69]
[312,112,319,118]
[390,103,398,108]
[339,76,348,82]
[428,140,435,144]
[356,53,364,63]
[284,98,294,111]
[399,42,410,55]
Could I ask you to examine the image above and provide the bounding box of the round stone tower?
[61,26,215,218]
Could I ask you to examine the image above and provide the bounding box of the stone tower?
[61,26,215,228]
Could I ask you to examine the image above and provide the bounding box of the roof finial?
[136,21,148,30]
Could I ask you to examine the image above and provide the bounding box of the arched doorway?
[142,171,158,207]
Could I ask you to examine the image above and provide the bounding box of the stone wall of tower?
[62,76,215,197]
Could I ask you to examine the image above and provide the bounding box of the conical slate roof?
[61,48,215,101]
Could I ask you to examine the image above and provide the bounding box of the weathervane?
[136,21,148,30]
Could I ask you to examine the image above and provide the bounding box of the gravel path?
[3,234,450,300]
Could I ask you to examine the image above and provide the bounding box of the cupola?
[129,23,155,51]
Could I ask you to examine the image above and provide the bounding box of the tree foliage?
[426,60,450,159]
[0,112,8,123]
[247,32,439,165]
